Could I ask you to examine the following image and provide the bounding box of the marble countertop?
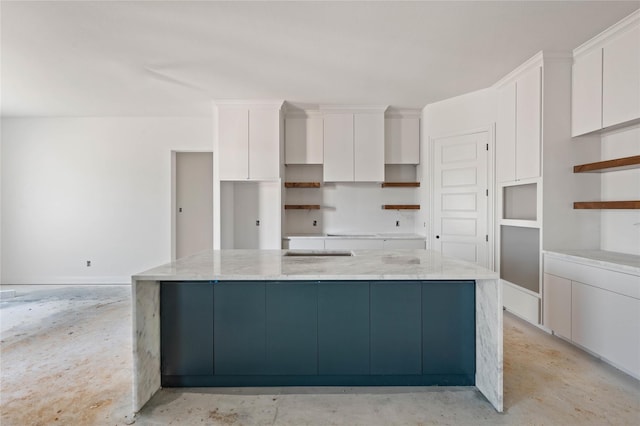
[543,249,640,275]
[284,233,426,240]
[133,249,498,282]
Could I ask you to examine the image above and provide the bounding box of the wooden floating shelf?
[284,204,321,210]
[284,182,321,188]
[381,182,421,188]
[574,201,640,210]
[574,155,640,173]
[382,204,420,210]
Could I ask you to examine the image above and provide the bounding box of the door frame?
[171,150,214,261]
[428,126,495,270]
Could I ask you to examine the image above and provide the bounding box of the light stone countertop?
[284,233,426,240]
[543,249,640,275]
[133,249,498,282]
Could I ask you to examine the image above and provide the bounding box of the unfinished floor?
[0,285,638,426]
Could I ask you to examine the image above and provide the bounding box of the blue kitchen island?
[131,249,503,413]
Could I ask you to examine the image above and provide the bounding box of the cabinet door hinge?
[486,143,489,151]
[486,189,488,196]
[486,235,489,242]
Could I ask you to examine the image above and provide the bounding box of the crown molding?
[574,9,639,59]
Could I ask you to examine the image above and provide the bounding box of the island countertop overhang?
[133,249,499,282]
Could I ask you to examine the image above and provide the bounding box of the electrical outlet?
[86,260,91,267]
[396,220,400,227]
[313,220,317,227]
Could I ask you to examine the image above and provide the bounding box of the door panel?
[266,282,318,375]
[324,113,354,181]
[370,282,422,375]
[161,282,214,376]
[218,107,249,180]
[176,152,213,259]
[214,282,266,375]
[433,132,489,268]
[515,66,542,180]
[249,107,280,179]
[318,282,370,375]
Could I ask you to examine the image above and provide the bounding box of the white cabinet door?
[324,238,384,250]
[218,107,249,180]
[515,66,541,181]
[572,48,603,136]
[285,116,323,164]
[323,113,354,182]
[287,238,325,250]
[354,113,385,182]
[249,107,280,180]
[496,82,516,183]
[603,25,640,128]
[543,273,572,339]
[572,281,640,377]
[385,117,420,164]
[382,239,425,250]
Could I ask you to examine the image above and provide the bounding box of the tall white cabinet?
[494,52,601,325]
[213,100,284,249]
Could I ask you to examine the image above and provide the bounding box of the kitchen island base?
[131,250,502,413]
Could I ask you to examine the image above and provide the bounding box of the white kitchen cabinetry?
[543,252,640,379]
[602,24,640,128]
[384,115,420,164]
[542,273,572,340]
[495,65,541,183]
[382,239,425,250]
[323,107,386,182]
[354,113,385,181]
[285,115,323,164]
[571,49,603,136]
[495,52,601,325]
[216,102,283,180]
[572,11,640,136]
[323,113,354,182]
[515,66,542,181]
[287,238,325,250]
[324,238,384,250]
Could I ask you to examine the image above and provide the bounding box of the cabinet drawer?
[325,238,384,250]
[383,239,426,250]
[287,238,325,250]
[544,256,639,299]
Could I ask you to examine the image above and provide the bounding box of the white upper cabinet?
[216,102,282,180]
[495,65,541,183]
[515,66,542,181]
[572,48,603,136]
[249,107,281,180]
[323,108,386,182]
[496,82,517,183]
[323,113,354,182]
[571,11,640,135]
[384,116,420,164]
[354,113,385,181]
[602,24,640,128]
[285,115,323,164]
[218,106,249,180]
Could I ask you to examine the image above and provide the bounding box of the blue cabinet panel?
[318,282,370,375]
[422,281,475,375]
[214,282,266,375]
[266,282,318,374]
[370,281,422,375]
[161,282,214,376]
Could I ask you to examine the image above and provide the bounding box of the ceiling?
[1,1,638,117]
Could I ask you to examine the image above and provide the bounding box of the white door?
[433,132,489,267]
[249,106,280,180]
[176,152,213,259]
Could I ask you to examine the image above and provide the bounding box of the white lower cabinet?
[543,254,640,379]
[542,273,572,340]
[287,239,325,250]
[324,239,384,250]
[382,239,425,250]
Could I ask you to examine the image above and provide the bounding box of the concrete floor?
[1,285,638,425]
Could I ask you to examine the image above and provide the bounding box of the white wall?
[600,125,640,255]
[1,117,212,284]
[420,87,497,246]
